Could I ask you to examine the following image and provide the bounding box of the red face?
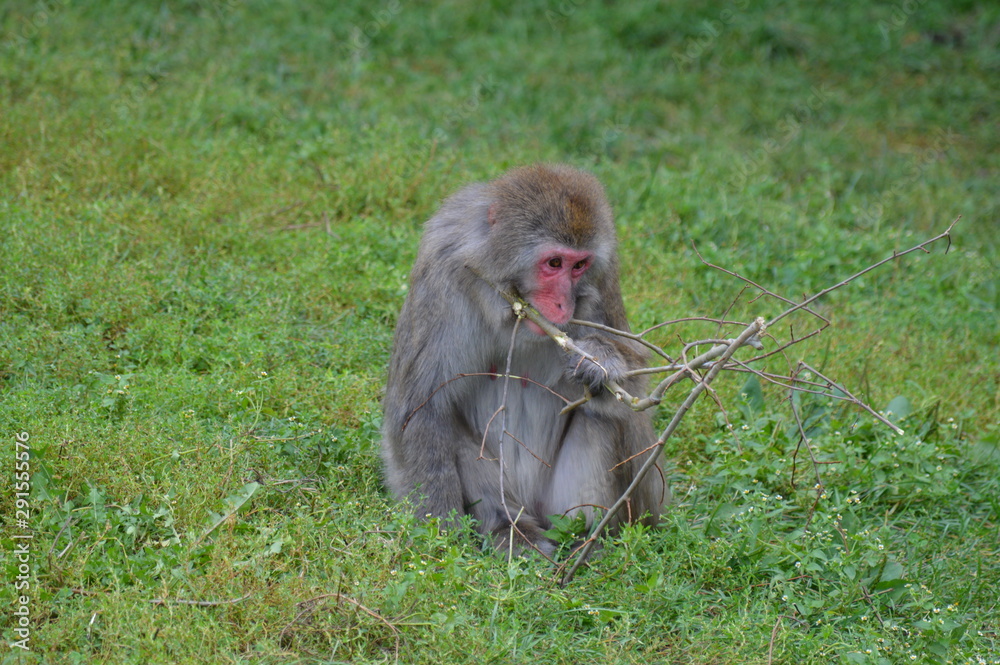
[526,246,592,334]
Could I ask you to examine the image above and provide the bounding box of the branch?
[149,592,253,606]
[695,244,830,325]
[463,217,961,584]
[596,332,764,413]
[799,362,903,436]
[282,592,401,661]
[560,317,766,586]
[570,317,675,362]
[769,216,959,326]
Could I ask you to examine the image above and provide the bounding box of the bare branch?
[570,317,676,362]
[496,317,557,560]
[464,218,961,583]
[148,592,254,606]
[283,592,401,661]
[799,362,903,435]
[769,216,960,327]
[561,318,766,586]
[694,243,830,325]
[615,329,766,411]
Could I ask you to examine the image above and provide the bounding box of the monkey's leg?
[545,414,620,529]
[386,410,467,522]
[455,447,557,556]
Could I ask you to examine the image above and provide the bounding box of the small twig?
[769,216,959,327]
[497,319,517,549]
[799,362,903,435]
[149,592,253,606]
[401,372,570,431]
[496,316,555,559]
[47,515,75,560]
[479,406,503,460]
[787,379,824,490]
[786,366,826,526]
[694,243,830,325]
[638,316,750,336]
[561,318,766,586]
[570,317,675,362]
[767,615,782,665]
[767,615,807,664]
[283,592,401,661]
[716,284,751,338]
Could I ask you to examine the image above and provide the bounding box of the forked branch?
[474,217,960,585]
[558,217,959,584]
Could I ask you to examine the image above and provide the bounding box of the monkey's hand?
[565,335,631,393]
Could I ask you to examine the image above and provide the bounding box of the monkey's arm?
[565,333,648,394]
[384,404,468,520]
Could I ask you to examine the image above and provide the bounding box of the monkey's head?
[482,164,617,333]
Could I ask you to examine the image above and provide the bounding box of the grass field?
[1,1,998,663]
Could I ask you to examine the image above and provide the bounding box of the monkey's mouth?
[525,319,548,336]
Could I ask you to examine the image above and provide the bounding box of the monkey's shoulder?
[417,184,491,249]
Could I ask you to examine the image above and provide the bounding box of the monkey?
[381,164,666,556]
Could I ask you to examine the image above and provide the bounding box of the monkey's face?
[524,244,593,334]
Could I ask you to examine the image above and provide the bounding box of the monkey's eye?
[573,259,588,271]
[547,257,563,269]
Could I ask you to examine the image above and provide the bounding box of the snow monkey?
[382,164,665,555]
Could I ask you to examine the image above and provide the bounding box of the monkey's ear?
[487,202,498,227]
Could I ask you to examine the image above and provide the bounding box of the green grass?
[1,1,997,663]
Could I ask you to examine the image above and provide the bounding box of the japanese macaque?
[381,164,665,555]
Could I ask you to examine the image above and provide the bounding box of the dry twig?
[470,217,960,583]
